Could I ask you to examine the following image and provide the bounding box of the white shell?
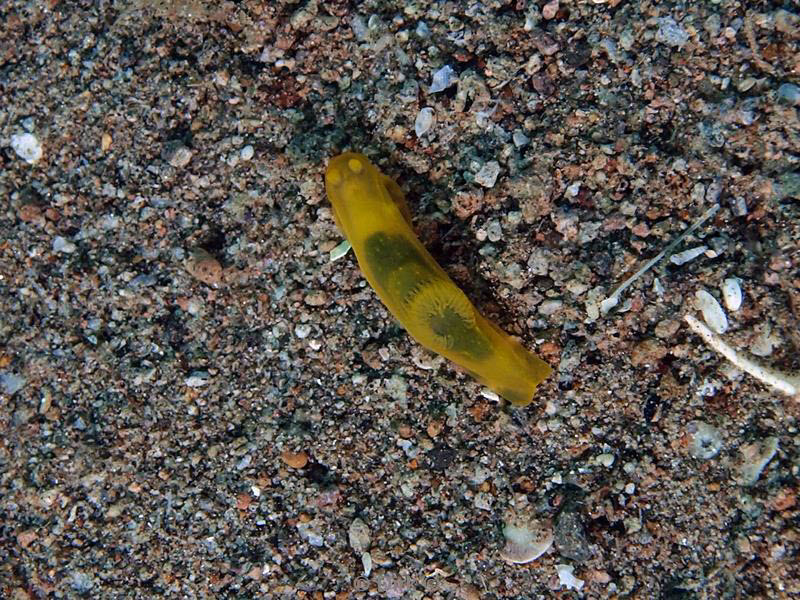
[11,132,43,164]
[329,240,352,262]
[429,65,456,93]
[500,519,553,564]
[687,420,723,459]
[721,277,742,311]
[670,245,707,265]
[652,277,665,296]
[414,107,434,136]
[361,552,372,577]
[694,289,728,334]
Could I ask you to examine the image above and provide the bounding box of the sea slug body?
[325,152,552,406]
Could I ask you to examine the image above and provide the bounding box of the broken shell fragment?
[556,564,585,591]
[738,437,779,486]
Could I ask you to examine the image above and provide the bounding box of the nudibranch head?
[325,152,369,190]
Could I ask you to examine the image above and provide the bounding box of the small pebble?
[619,27,635,50]
[532,31,559,55]
[776,83,800,107]
[654,319,680,339]
[429,65,456,93]
[512,130,530,148]
[17,203,43,223]
[53,236,77,254]
[653,277,665,296]
[458,583,481,600]
[476,104,497,128]
[414,107,434,136]
[775,10,800,36]
[566,279,588,296]
[730,196,748,216]
[750,324,781,357]
[565,181,581,198]
[527,248,550,276]
[597,453,615,467]
[161,140,193,168]
[350,15,367,40]
[297,521,324,547]
[70,572,95,593]
[631,338,668,366]
[480,388,500,402]
[281,450,309,469]
[506,211,522,226]
[184,371,210,387]
[186,249,222,286]
[704,14,721,37]
[10,132,43,164]
[584,287,605,320]
[240,145,254,160]
[538,299,563,316]
[304,290,328,306]
[737,77,757,93]
[0,371,27,395]
[485,219,502,242]
[656,17,690,48]
[706,180,723,203]
[348,518,371,552]
[554,509,591,562]
[385,374,408,401]
[599,37,620,62]
[473,492,493,511]
[542,0,559,20]
[474,161,501,188]
[624,516,642,534]
[294,324,312,339]
[426,419,444,438]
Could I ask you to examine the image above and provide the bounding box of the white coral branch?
[601,205,720,315]
[684,314,800,398]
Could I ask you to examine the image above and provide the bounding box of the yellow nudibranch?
[325,152,552,406]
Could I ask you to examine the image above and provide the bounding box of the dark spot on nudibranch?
[364,232,492,360]
[364,232,425,284]
[408,280,491,360]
